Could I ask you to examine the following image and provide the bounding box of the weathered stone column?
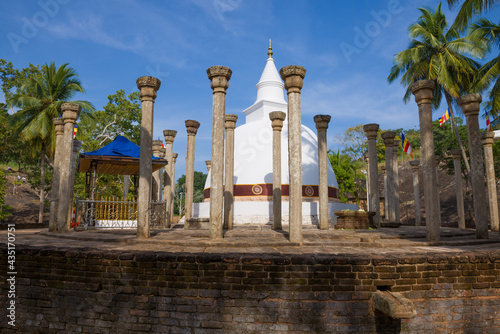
[205,160,211,174]
[434,155,442,226]
[458,94,488,239]
[163,130,177,227]
[411,80,440,242]
[56,103,80,232]
[363,124,381,226]
[185,120,200,221]
[381,166,387,221]
[66,140,81,227]
[449,150,466,229]
[207,66,232,241]
[49,118,65,232]
[382,131,396,224]
[364,152,370,211]
[269,111,286,230]
[224,114,238,230]
[481,132,499,232]
[136,76,161,238]
[409,160,421,226]
[314,114,331,230]
[171,153,178,223]
[280,65,306,244]
[392,140,400,224]
[152,140,163,202]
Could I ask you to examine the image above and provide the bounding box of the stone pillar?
[67,140,81,227]
[392,140,400,224]
[382,131,396,224]
[381,166,388,221]
[363,124,380,226]
[49,118,65,232]
[136,76,161,238]
[364,152,370,211]
[458,94,488,239]
[449,150,466,229]
[171,153,178,223]
[207,66,232,242]
[481,132,499,232]
[314,114,331,230]
[434,155,442,226]
[409,160,421,226]
[56,103,80,232]
[205,161,211,174]
[410,80,440,242]
[224,114,238,230]
[185,120,200,221]
[270,111,286,230]
[152,140,163,202]
[280,65,306,244]
[163,130,177,227]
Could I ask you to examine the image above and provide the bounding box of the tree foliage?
[0,170,12,222]
[328,150,365,203]
[174,171,207,215]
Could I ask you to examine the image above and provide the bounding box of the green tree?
[328,150,365,203]
[388,4,487,176]
[8,62,94,224]
[447,0,498,32]
[0,170,12,222]
[174,171,207,215]
[335,124,367,161]
[469,18,500,116]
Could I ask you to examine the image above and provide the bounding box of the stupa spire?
[267,39,273,59]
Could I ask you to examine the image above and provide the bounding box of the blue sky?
[1,0,499,177]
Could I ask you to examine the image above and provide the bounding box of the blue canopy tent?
[78,135,167,176]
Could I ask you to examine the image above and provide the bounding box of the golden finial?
[267,39,273,59]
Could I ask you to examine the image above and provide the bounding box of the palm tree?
[447,0,498,32]
[10,62,94,225]
[469,18,500,116]
[388,4,487,175]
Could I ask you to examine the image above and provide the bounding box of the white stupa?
[194,42,356,226]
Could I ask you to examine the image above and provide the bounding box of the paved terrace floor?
[3,225,500,256]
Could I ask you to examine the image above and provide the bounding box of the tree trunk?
[445,93,471,175]
[39,143,45,225]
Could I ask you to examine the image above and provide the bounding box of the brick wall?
[1,247,500,333]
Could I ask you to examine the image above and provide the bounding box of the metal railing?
[74,197,166,230]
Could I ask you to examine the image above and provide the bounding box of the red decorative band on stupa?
[203,184,339,199]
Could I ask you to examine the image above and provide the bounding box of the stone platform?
[2,226,500,333]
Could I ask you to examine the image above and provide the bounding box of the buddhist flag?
[73,124,78,138]
[400,132,413,158]
[486,114,492,132]
[439,109,450,126]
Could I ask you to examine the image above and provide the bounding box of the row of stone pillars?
[363,79,498,242]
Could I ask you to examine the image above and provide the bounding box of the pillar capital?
[163,129,177,143]
[152,140,163,155]
[381,165,386,174]
[136,76,161,102]
[53,118,65,136]
[363,123,379,139]
[61,103,81,124]
[457,94,482,117]
[435,155,440,166]
[279,65,306,94]
[448,149,462,160]
[364,151,369,162]
[159,147,166,158]
[173,153,178,162]
[205,160,211,170]
[269,111,286,130]
[409,160,420,170]
[313,114,331,131]
[481,131,495,146]
[381,131,396,146]
[185,120,200,135]
[207,66,232,94]
[410,80,435,105]
[225,114,238,129]
[392,139,400,151]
